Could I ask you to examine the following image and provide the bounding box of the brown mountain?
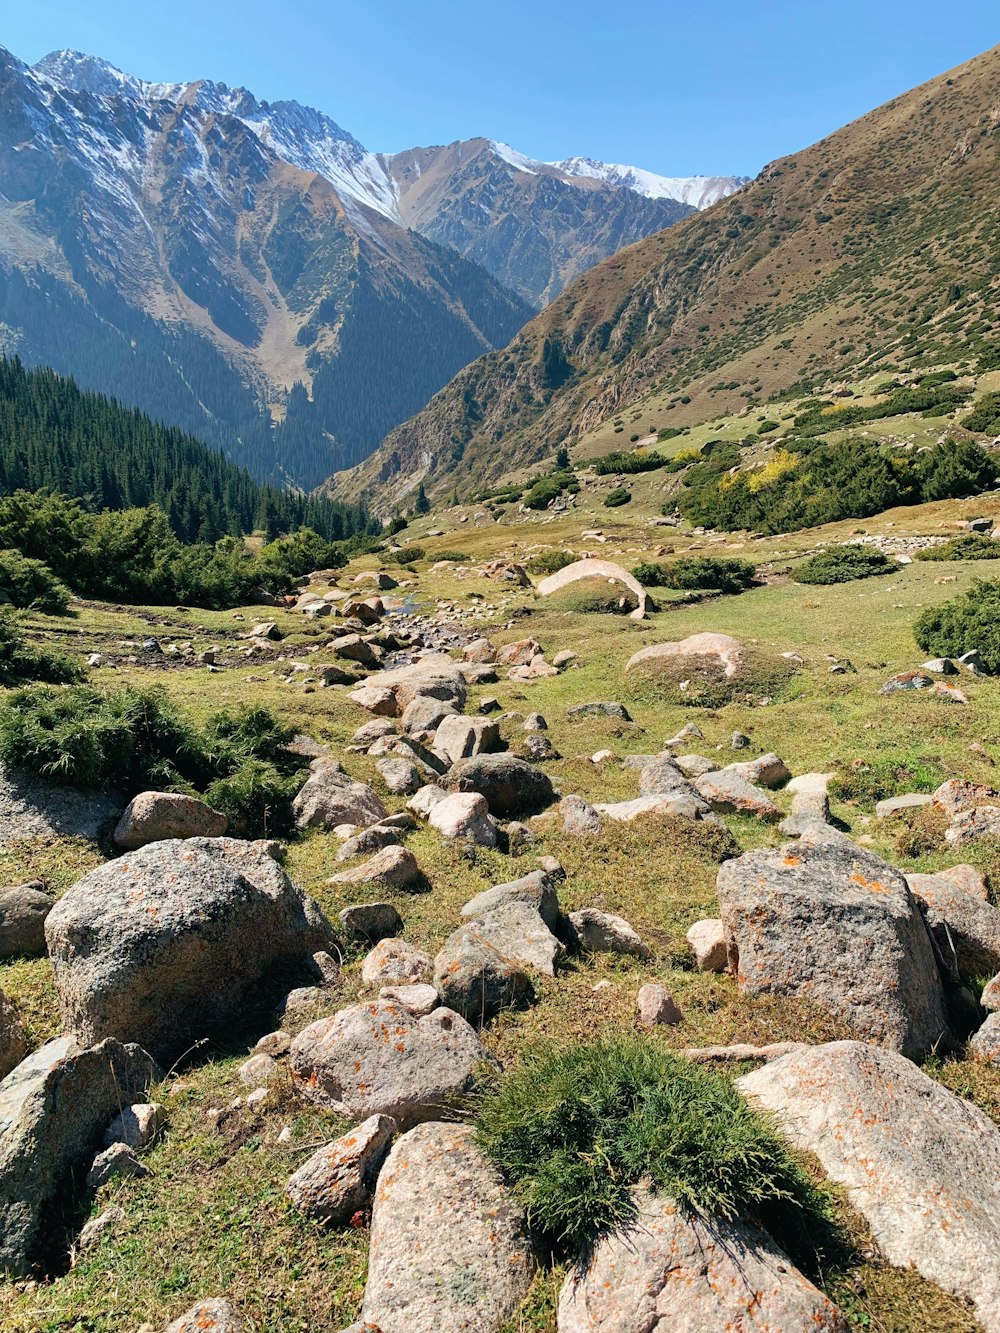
[334,44,1000,512]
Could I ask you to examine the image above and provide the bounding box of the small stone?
[875,793,934,819]
[103,1102,163,1150]
[478,696,501,714]
[86,1143,149,1190]
[239,1053,280,1088]
[636,984,682,1027]
[686,919,728,972]
[523,712,548,731]
[164,1299,245,1333]
[254,1030,291,1058]
[245,1087,270,1112]
[76,1206,125,1256]
[731,731,751,749]
[338,902,403,944]
[310,950,341,986]
[286,1113,396,1223]
[361,938,433,986]
[568,908,650,958]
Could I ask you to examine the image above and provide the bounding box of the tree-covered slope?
[333,43,1000,511]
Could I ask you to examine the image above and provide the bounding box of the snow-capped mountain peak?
[549,156,748,209]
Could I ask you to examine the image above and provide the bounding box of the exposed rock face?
[290,1000,489,1126]
[558,1186,846,1332]
[447,753,555,815]
[285,1114,396,1223]
[112,791,227,849]
[360,1121,534,1332]
[45,838,334,1059]
[292,760,387,831]
[625,632,743,678]
[0,883,54,958]
[0,1036,158,1275]
[906,865,1000,982]
[717,830,949,1058]
[739,1041,1000,1332]
[536,558,651,619]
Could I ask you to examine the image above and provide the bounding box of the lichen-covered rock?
[290,1001,489,1126]
[360,1122,534,1332]
[906,865,1000,983]
[739,1041,1000,1333]
[45,838,334,1060]
[361,938,433,986]
[717,829,949,1058]
[0,1036,158,1275]
[694,769,781,821]
[560,794,602,835]
[293,760,387,831]
[557,1186,846,1332]
[0,989,27,1081]
[112,791,227,849]
[433,920,536,1022]
[447,753,555,816]
[164,1298,246,1332]
[285,1114,396,1222]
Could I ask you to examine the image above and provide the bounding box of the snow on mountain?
[550,157,748,209]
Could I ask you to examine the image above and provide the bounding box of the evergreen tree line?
[0,357,372,544]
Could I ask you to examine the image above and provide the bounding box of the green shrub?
[475,1037,831,1256]
[0,549,72,614]
[960,391,1000,435]
[525,550,575,575]
[633,555,757,594]
[792,546,895,584]
[603,487,632,508]
[386,545,425,565]
[915,533,1000,561]
[592,450,670,476]
[523,471,579,511]
[0,609,83,686]
[432,550,471,562]
[914,579,1000,672]
[0,686,304,834]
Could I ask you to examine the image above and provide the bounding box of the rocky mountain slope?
[0,47,535,488]
[334,43,1000,511]
[0,47,739,489]
[383,139,743,307]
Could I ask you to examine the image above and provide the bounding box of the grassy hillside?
[331,42,1000,512]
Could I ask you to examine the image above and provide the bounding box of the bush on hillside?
[523,470,579,511]
[914,579,1000,673]
[592,450,671,476]
[0,549,71,614]
[960,391,1000,435]
[0,686,305,835]
[432,549,471,562]
[525,550,575,576]
[603,487,632,508]
[792,546,895,584]
[632,555,758,594]
[385,545,425,565]
[0,609,83,687]
[475,1037,832,1258]
[915,533,1000,561]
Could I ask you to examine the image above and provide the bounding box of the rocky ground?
[4,494,1000,1331]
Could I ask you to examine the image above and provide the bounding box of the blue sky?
[5,1,999,177]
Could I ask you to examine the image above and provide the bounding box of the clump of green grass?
[0,608,82,686]
[829,752,944,807]
[792,545,895,584]
[547,577,639,615]
[385,544,425,565]
[0,686,305,837]
[432,549,472,562]
[526,550,575,576]
[625,647,796,708]
[475,1037,833,1258]
[916,533,1000,562]
[632,555,757,594]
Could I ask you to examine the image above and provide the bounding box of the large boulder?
[461,870,560,931]
[285,1114,396,1223]
[427,792,498,846]
[906,865,1000,983]
[558,1186,846,1332]
[625,631,743,678]
[739,1041,1000,1333]
[0,762,122,845]
[351,655,467,717]
[694,769,781,821]
[292,760,387,831]
[290,1000,489,1126]
[447,753,555,816]
[45,838,334,1060]
[0,1036,158,1275]
[0,989,27,1081]
[360,1121,534,1333]
[0,882,54,958]
[432,715,500,764]
[112,791,227,849]
[433,919,537,1022]
[716,829,949,1059]
[536,558,651,620]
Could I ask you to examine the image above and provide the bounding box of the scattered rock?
[85,1142,149,1190]
[933,778,1000,818]
[461,870,560,930]
[717,830,949,1058]
[906,866,1000,982]
[378,983,439,1016]
[432,714,500,764]
[238,1053,280,1088]
[286,1114,396,1223]
[874,792,934,820]
[674,753,720,778]
[945,806,1000,847]
[558,1185,846,1332]
[113,792,230,851]
[328,846,422,894]
[375,757,422,795]
[635,984,682,1027]
[433,919,536,1022]
[76,1205,125,1256]
[567,908,650,959]
[103,1102,163,1150]
[520,733,560,762]
[0,1036,158,1274]
[447,753,556,816]
[338,902,404,945]
[400,696,458,737]
[361,938,433,986]
[164,1298,246,1332]
[45,838,334,1060]
[727,753,791,788]
[349,719,397,749]
[352,655,467,717]
[560,794,602,836]
[694,769,781,821]
[428,792,498,846]
[625,632,743,679]
[594,792,716,823]
[0,882,54,959]
[567,701,632,721]
[360,1122,534,1333]
[290,1001,489,1126]
[685,919,728,972]
[637,756,692,797]
[880,670,933,694]
[293,761,387,831]
[335,825,402,861]
[739,1040,1000,1332]
[0,762,123,846]
[779,789,832,837]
